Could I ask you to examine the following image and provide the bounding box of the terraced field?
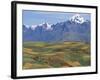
[23,42,90,69]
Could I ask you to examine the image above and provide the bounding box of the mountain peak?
[31,25,37,30]
[24,24,30,29]
[26,22,53,31]
[39,22,53,30]
[70,14,85,24]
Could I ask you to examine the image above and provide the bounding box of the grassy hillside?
[23,41,90,69]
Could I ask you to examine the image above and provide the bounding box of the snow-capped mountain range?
[23,14,90,43]
[24,14,86,31]
[30,22,52,31]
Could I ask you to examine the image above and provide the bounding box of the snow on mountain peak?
[25,25,30,29]
[42,22,52,30]
[38,22,52,30]
[25,22,53,31]
[70,14,85,24]
[31,25,37,30]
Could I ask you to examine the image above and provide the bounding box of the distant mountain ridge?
[23,14,90,43]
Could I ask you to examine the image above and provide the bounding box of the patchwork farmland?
[23,42,90,69]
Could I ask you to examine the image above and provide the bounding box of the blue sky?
[22,10,91,26]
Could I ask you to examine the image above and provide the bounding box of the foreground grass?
[23,41,90,69]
